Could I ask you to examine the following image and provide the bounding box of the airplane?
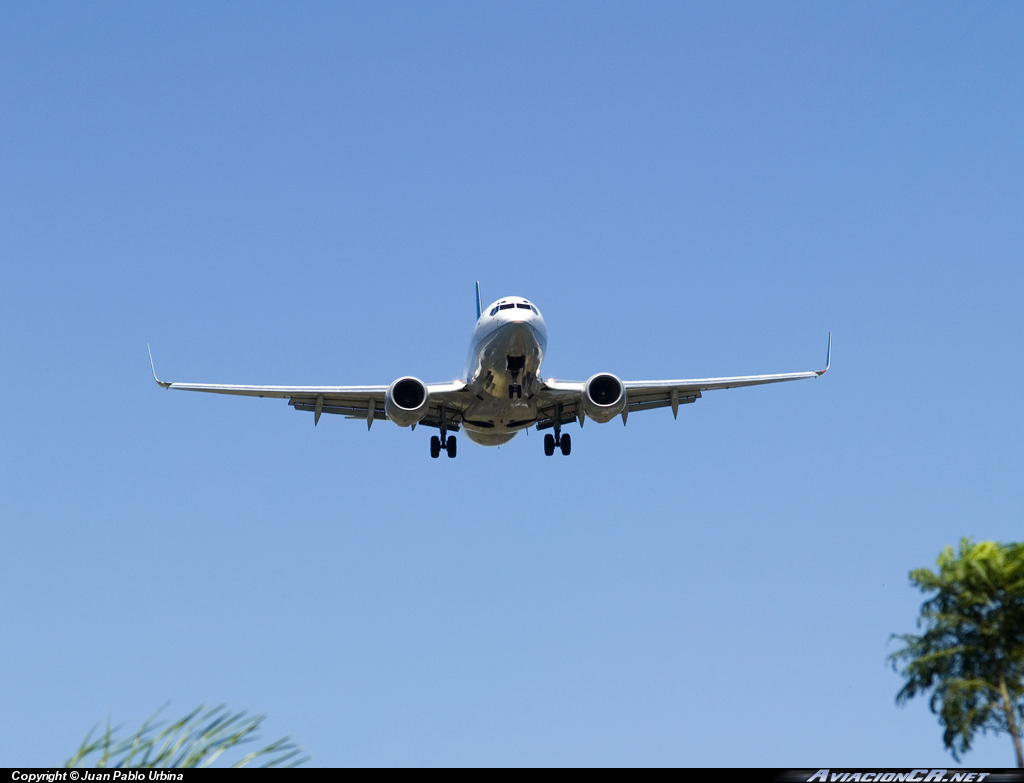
[149,283,829,458]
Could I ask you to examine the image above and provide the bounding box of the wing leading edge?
[148,346,467,429]
[535,333,830,427]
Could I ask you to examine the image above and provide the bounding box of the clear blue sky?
[2,1,1022,767]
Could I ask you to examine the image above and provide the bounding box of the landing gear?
[430,415,457,459]
[507,356,525,399]
[543,415,572,457]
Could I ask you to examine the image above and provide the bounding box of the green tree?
[890,538,1024,767]
[65,704,307,768]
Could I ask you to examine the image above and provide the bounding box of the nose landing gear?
[507,355,525,399]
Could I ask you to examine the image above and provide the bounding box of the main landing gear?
[430,415,457,459]
[543,417,571,457]
[430,434,456,458]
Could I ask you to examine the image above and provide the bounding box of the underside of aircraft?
[150,284,829,458]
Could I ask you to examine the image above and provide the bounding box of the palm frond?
[64,704,308,768]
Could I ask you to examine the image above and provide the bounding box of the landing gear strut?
[507,355,525,399]
[430,414,457,459]
[543,407,572,456]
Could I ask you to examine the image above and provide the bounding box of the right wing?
[149,347,468,429]
[533,334,830,428]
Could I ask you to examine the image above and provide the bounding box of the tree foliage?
[64,704,307,768]
[890,538,1024,766]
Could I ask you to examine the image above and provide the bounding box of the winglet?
[816,332,831,376]
[148,344,172,388]
[475,281,482,320]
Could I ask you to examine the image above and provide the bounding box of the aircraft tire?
[446,436,457,459]
[544,434,555,456]
[560,433,571,456]
[430,436,441,459]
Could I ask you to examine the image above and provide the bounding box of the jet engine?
[385,377,430,427]
[581,373,627,423]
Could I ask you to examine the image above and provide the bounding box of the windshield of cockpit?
[490,301,539,316]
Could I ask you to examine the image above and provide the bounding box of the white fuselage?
[460,296,548,446]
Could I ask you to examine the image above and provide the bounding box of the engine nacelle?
[582,373,627,423]
[385,377,430,427]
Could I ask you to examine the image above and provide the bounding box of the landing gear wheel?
[560,433,571,456]
[430,436,441,459]
[516,385,522,399]
[544,433,555,456]
[446,435,457,458]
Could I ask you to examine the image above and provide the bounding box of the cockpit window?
[490,307,498,316]
[516,303,531,309]
[499,304,514,310]
[530,305,539,315]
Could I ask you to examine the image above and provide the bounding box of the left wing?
[149,347,468,429]
[535,334,830,429]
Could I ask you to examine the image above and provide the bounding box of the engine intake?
[385,377,429,427]
[582,373,626,423]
